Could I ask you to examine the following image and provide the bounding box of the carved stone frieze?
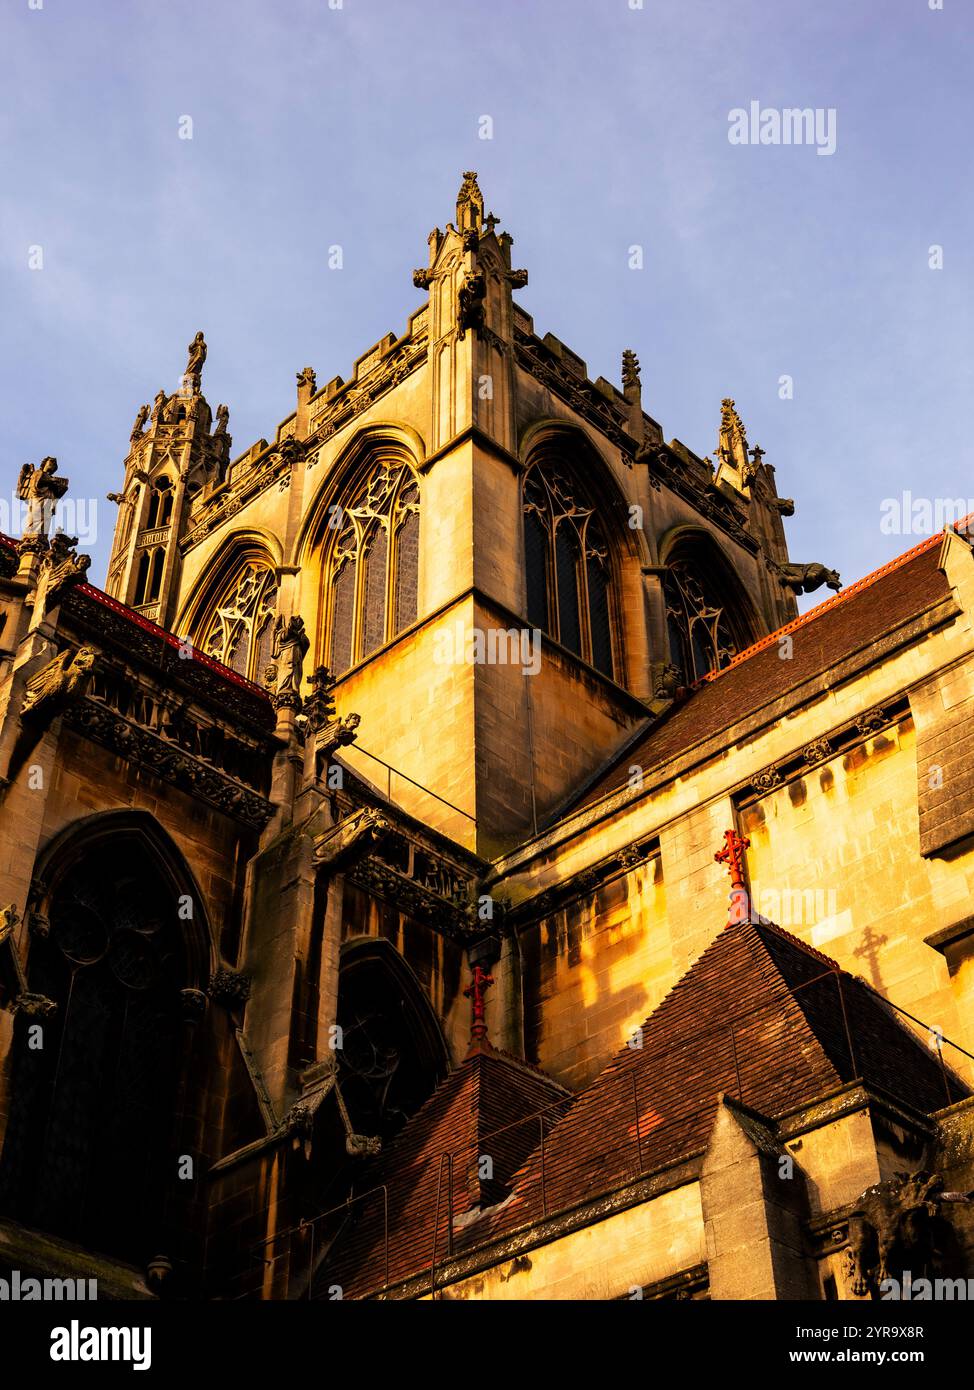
[208,968,252,1008]
[515,335,631,451]
[62,695,274,828]
[751,764,782,794]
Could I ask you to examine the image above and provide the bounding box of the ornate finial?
[621,349,641,390]
[184,331,207,394]
[456,171,485,233]
[297,366,316,393]
[464,963,494,1052]
[717,397,750,473]
[714,828,750,926]
[304,664,336,732]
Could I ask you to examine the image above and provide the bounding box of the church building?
[2,174,974,1300]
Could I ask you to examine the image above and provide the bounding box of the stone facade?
[1,174,974,1301]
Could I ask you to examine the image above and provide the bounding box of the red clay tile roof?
[315,1046,570,1299]
[318,919,962,1297]
[1,532,270,702]
[485,920,959,1240]
[569,533,953,812]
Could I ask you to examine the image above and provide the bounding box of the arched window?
[133,546,165,607]
[198,561,278,681]
[0,838,189,1264]
[146,476,173,529]
[663,545,753,682]
[522,462,616,677]
[134,549,151,605]
[325,460,420,675]
[335,941,447,1142]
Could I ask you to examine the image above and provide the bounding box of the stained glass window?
[663,558,744,682]
[0,843,184,1264]
[522,462,616,678]
[200,562,278,682]
[325,460,421,674]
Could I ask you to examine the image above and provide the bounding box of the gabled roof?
[319,917,962,1298]
[568,532,955,814]
[489,919,958,1233]
[315,1046,570,1300]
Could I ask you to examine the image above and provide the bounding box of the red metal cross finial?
[714,828,751,926]
[464,964,494,1052]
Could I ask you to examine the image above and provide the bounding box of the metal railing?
[242,973,973,1301]
[347,742,477,825]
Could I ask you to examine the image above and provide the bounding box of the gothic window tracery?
[0,841,186,1263]
[145,476,173,529]
[335,942,447,1142]
[325,460,420,674]
[522,462,616,677]
[663,553,748,682]
[199,561,278,681]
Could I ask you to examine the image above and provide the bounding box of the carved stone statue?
[22,645,97,717]
[185,331,207,389]
[17,458,68,537]
[34,533,92,619]
[152,390,168,423]
[844,1171,973,1298]
[214,403,230,435]
[653,663,684,701]
[271,615,310,710]
[457,270,486,340]
[778,562,841,595]
[130,404,150,441]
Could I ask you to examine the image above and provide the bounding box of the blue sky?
[2,0,972,592]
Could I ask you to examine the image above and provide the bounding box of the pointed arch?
[301,428,425,676]
[520,425,633,680]
[659,527,760,681]
[177,531,282,684]
[336,937,448,1142]
[0,811,213,1266]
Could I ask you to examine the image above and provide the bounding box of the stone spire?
[104,332,226,622]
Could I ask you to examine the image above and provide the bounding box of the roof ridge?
[751,917,840,973]
[477,1043,574,1095]
[705,531,945,682]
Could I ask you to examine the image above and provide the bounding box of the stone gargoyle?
[778,562,841,595]
[844,1170,973,1298]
